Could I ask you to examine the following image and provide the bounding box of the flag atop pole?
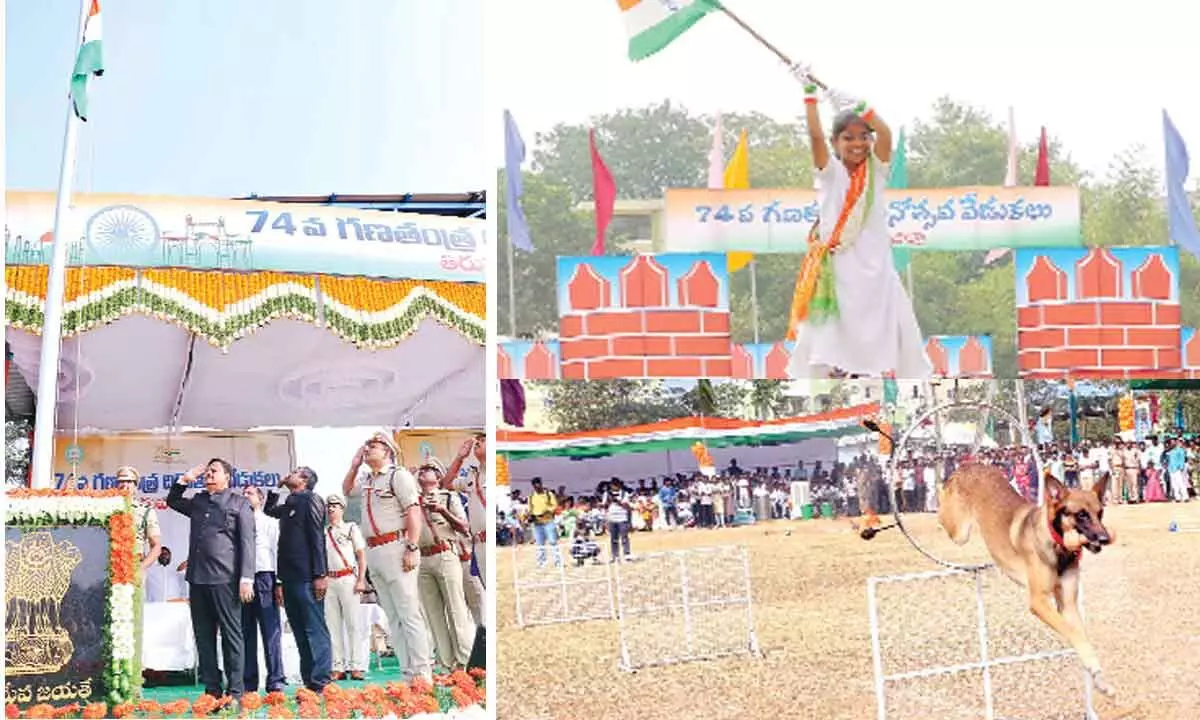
[722,129,754,273]
[707,112,725,189]
[1163,109,1200,258]
[589,128,616,256]
[1034,127,1050,186]
[1004,106,1019,187]
[71,0,104,121]
[503,110,534,252]
[723,129,749,189]
[31,0,95,488]
[889,127,912,273]
[618,0,721,62]
[984,109,1021,265]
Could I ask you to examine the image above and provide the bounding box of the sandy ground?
[496,503,1200,720]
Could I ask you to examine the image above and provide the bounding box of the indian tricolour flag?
[71,0,104,121]
[619,0,721,62]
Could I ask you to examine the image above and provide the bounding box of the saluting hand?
[352,445,367,467]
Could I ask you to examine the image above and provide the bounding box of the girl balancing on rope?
[784,67,931,380]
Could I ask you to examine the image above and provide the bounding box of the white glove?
[787,61,813,85]
[825,87,865,114]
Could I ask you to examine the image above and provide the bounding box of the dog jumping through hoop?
[937,462,1116,696]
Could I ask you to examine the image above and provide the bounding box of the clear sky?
[490,0,1199,185]
[6,0,487,495]
[7,0,486,195]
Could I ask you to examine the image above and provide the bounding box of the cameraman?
[602,479,634,563]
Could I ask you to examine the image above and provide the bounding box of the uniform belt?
[329,567,355,579]
[420,542,450,557]
[366,531,401,548]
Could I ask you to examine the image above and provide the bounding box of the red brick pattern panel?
[558,255,732,379]
[1016,247,1183,379]
[1182,328,1200,380]
[925,336,994,378]
[497,340,561,380]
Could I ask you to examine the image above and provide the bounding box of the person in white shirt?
[323,493,369,681]
[922,465,938,512]
[144,546,189,602]
[240,486,285,694]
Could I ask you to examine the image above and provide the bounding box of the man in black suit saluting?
[167,458,255,701]
[265,466,332,692]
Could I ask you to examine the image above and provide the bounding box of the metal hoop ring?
[888,399,1044,572]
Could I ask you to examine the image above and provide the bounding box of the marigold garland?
[5,672,487,718]
[6,266,485,349]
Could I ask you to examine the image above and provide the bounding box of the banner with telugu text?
[663,186,1081,253]
[51,431,296,570]
[5,191,485,282]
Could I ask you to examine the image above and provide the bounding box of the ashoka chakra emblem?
[86,205,160,256]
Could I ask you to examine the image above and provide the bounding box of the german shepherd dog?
[937,463,1116,696]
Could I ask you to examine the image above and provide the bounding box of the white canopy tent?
[6,315,482,430]
[505,437,840,496]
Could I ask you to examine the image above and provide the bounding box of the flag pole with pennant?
[30,0,104,489]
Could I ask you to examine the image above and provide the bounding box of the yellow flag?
[724,129,753,272]
[723,129,749,189]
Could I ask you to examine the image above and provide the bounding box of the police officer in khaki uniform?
[342,431,432,682]
[442,436,486,626]
[415,458,475,669]
[323,493,368,681]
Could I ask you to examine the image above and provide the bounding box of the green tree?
[748,380,789,420]
[539,379,687,432]
[496,171,598,337]
[677,379,747,418]
[1081,145,1167,247]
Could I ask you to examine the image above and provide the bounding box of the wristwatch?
[404,541,419,552]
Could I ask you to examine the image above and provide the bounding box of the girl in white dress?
[785,73,931,380]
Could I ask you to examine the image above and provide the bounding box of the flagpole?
[30,0,92,490]
[507,234,518,337]
[749,259,760,344]
[716,4,827,90]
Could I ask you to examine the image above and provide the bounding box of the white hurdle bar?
[615,545,760,672]
[511,543,616,628]
[867,567,1098,720]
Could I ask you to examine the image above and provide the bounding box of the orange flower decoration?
[191,694,218,716]
[110,702,135,718]
[295,687,319,706]
[4,704,17,719]
[266,705,295,719]
[81,703,108,719]
[25,704,55,719]
[240,692,263,712]
[409,677,432,695]
[7,487,125,499]
[108,511,137,585]
[160,699,189,716]
[51,703,81,718]
[296,702,321,719]
[264,691,287,707]
[467,667,486,680]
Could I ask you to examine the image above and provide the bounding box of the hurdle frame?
[867,567,1098,720]
[511,542,617,628]
[615,545,761,672]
